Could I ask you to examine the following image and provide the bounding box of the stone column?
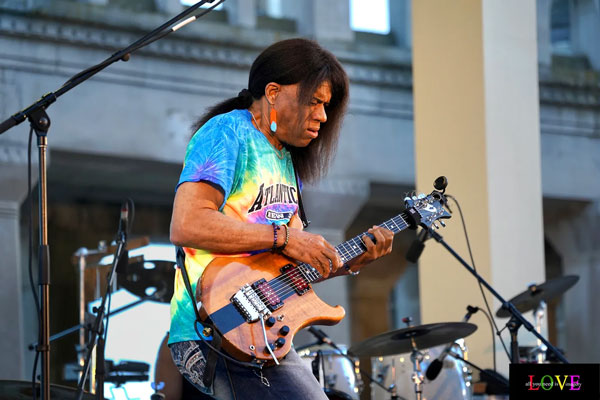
[544,200,600,362]
[225,0,257,29]
[78,0,108,5]
[0,138,31,379]
[291,178,369,347]
[285,0,354,42]
[570,0,600,70]
[389,0,411,48]
[537,0,552,70]
[154,0,182,14]
[412,0,546,377]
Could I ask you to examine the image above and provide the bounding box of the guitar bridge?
[231,284,270,322]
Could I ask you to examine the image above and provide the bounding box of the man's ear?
[264,82,280,105]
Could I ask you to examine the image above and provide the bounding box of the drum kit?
[7,231,579,399]
[297,274,579,400]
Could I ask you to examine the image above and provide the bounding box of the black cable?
[446,194,511,367]
[475,307,501,370]
[224,358,238,400]
[101,197,133,389]
[192,321,263,370]
[27,126,41,400]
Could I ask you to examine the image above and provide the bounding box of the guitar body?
[198,252,345,364]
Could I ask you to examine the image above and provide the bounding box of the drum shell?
[370,341,472,400]
[298,344,360,400]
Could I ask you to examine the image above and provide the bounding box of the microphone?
[307,327,332,345]
[406,229,429,263]
[116,201,129,274]
[118,201,129,238]
[425,306,479,381]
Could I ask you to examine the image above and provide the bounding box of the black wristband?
[271,223,279,252]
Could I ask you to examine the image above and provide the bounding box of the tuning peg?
[434,223,440,229]
[418,193,426,199]
[440,221,446,227]
[412,196,418,201]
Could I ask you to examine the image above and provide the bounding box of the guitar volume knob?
[275,338,286,348]
[264,343,276,352]
[265,316,276,327]
[279,325,290,336]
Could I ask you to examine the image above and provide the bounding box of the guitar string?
[254,217,407,302]
[253,217,409,302]
[252,217,410,304]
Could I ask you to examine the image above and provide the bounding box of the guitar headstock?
[404,191,451,229]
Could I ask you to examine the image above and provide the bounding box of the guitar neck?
[297,212,411,283]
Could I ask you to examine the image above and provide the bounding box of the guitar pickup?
[281,264,310,296]
[252,279,283,312]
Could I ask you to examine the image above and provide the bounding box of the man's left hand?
[345,226,394,274]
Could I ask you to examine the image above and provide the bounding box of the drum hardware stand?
[308,327,402,397]
[408,340,425,400]
[532,300,547,363]
[446,351,509,394]
[426,227,568,364]
[0,2,224,398]
[401,318,425,400]
[76,214,128,400]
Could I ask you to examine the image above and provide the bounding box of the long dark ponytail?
[192,38,349,183]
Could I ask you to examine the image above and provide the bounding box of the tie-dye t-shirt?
[169,108,299,345]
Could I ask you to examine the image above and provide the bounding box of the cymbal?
[0,380,96,399]
[71,236,151,265]
[496,275,579,318]
[118,260,176,303]
[348,322,477,357]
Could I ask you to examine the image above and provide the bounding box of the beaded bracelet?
[271,223,290,253]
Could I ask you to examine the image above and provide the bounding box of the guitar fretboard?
[295,213,410,283]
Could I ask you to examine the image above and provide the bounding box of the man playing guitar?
[169,38,393,399]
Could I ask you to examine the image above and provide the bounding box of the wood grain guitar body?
[198,252,345,364]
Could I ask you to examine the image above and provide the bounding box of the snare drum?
[298,344,361,400]
[370,340,472,400]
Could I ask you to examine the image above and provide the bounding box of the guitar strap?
[292,158,310,229]
[175,246,222,388]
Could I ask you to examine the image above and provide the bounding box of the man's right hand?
[282,228,342,278]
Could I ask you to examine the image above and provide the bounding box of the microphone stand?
[75,218,128,400]
[426,228,568,364]
[0,2,223,398]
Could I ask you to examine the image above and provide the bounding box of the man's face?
[275,81,332,148]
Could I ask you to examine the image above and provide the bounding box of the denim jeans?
[170,340,329,400]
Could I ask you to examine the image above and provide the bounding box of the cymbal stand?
[402,318,424,400]
[532,301,547,363]
[409,338,424,400]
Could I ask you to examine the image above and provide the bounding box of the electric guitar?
[196,191,451,365]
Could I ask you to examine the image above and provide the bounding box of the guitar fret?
[297,264,310,281]
[283,213,417,286]
[332,213,414,268]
